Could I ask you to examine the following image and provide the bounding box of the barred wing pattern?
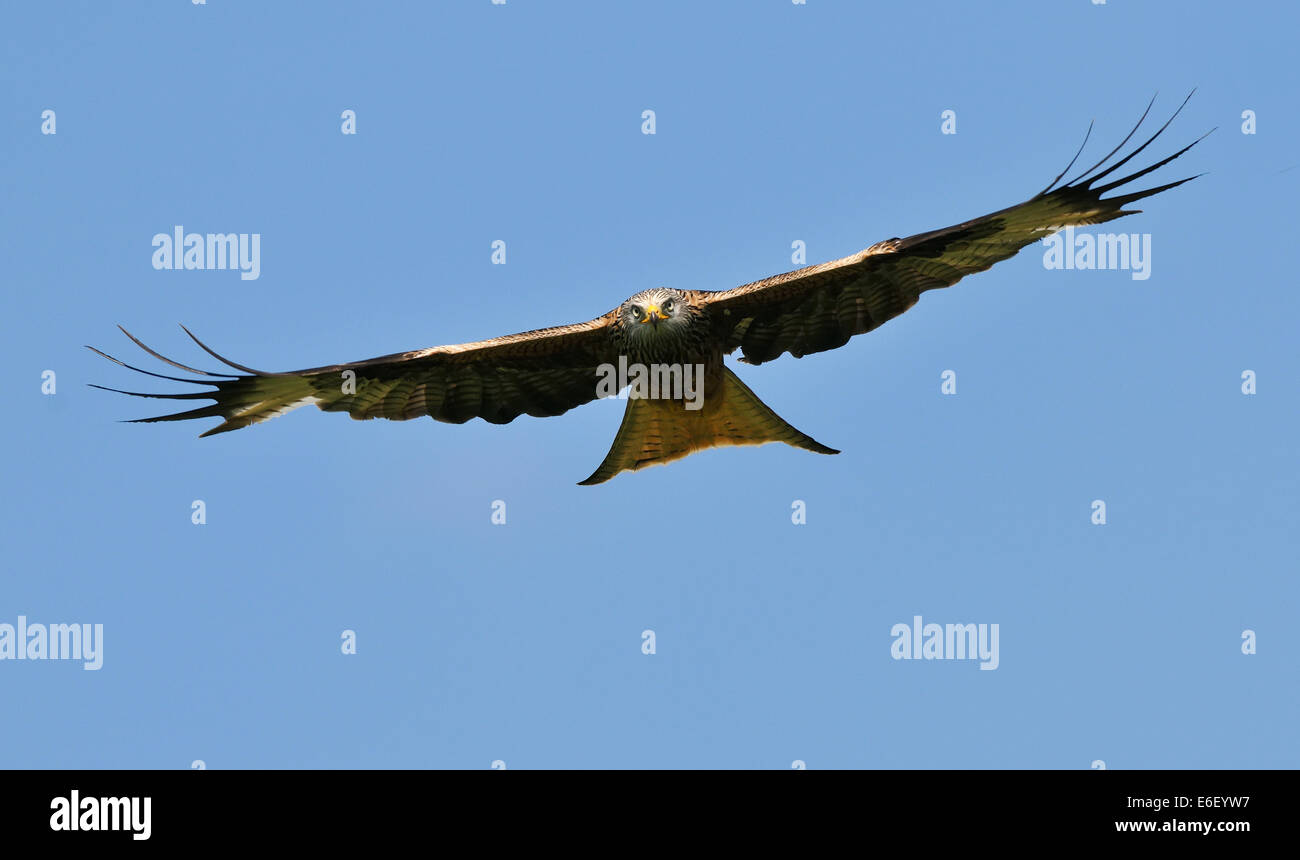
[90,316,617,436]
[703,95,1208,366]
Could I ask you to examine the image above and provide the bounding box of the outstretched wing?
[701,94,1209,366]
[90,315,618,436]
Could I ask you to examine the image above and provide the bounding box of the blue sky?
[2,1,1295,769]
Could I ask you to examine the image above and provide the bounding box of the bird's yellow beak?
[641,304,663,325]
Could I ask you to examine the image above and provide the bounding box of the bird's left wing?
[90,314,618,436]
[700,95,1209,366]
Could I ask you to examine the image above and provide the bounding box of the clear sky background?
[2,1,1295,769]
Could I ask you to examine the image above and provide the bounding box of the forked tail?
[579,366,837,485]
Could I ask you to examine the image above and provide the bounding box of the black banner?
[0,769,1278,846]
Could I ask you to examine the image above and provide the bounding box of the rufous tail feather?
[578,366,837,485]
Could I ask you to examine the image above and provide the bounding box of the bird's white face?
[620,288,689,339]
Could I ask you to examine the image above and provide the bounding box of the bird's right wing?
[89,314,618,435]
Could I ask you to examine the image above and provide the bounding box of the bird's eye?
[662,300,674,313]
[631,306,643,318]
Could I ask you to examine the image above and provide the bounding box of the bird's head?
[619,288,691,339]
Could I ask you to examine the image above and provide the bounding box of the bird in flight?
[92,95,1207,485]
